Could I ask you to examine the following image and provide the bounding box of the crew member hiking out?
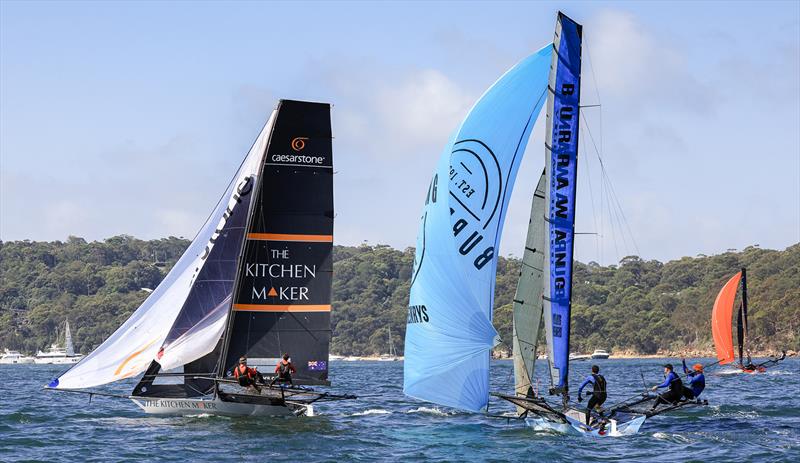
[577,365,608,425]
[233,356,264,393]
[650,363,683,410]
[681,359,705,400]
[270,353,296,387]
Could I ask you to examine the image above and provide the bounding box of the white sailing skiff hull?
[130,397,311,417]
[527,415,646,437]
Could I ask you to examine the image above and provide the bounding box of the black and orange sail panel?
[711,271,742,365]
[223,100,333,385]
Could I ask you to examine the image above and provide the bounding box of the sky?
[1,0,798,265]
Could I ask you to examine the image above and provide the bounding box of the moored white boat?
[34,345,84,364]
[591,349,610,359]
[0,349,35,364]
[35,320,84,364]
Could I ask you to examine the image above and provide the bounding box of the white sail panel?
[49,113,275,390]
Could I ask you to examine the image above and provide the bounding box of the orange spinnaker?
[711,272,742,365]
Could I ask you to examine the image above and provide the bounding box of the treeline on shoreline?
[1,236,797,356]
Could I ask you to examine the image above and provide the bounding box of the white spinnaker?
[51,112,275,390]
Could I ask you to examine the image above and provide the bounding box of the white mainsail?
[64,320,75,357]
[50,112,275,390]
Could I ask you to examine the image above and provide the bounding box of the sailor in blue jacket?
[681,359,705,400]
[650,363,683,410]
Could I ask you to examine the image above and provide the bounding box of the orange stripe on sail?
[233,304,331,312]
[711,272,742,365]
[247,233,333,242]
[114,339,157,377]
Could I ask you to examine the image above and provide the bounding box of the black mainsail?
[220,100,334,386]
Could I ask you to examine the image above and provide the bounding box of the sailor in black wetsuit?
[650,363,683,410]
[577,365,607,425]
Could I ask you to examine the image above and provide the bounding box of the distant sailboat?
[711,268,786,373]
[379,326,399,361]
[46,100,354,416]
[34,320,84,365]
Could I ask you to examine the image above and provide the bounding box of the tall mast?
[542,11,582,405]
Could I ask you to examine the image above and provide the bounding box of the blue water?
[1,359,797,462]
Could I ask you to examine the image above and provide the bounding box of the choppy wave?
[350,409,391,416]
[1,359,798,462]
[405,406,455,416]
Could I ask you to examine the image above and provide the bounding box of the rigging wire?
[580,111,642,261]
[580,33,642,262]
[580,125,602,262]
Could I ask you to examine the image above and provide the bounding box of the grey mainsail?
[512,169,546,409]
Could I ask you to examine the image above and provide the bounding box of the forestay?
[404,46,552,413]
[49,114,274,389]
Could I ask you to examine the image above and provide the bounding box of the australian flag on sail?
[547,13,582,391]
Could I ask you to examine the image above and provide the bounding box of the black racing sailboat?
[48,100,354,416]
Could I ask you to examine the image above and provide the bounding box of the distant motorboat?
[568,353,591,361]
[0,349,34,364]
[34,320,84,365]
[591,349,611,359]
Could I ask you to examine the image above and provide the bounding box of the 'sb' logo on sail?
[291,137,308,152]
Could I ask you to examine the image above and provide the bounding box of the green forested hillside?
[1,236,797,356]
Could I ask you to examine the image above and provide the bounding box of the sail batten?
[404,46,553,413]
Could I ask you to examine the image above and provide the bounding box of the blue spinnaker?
[404,45,553,413]
[543,13,582,393]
